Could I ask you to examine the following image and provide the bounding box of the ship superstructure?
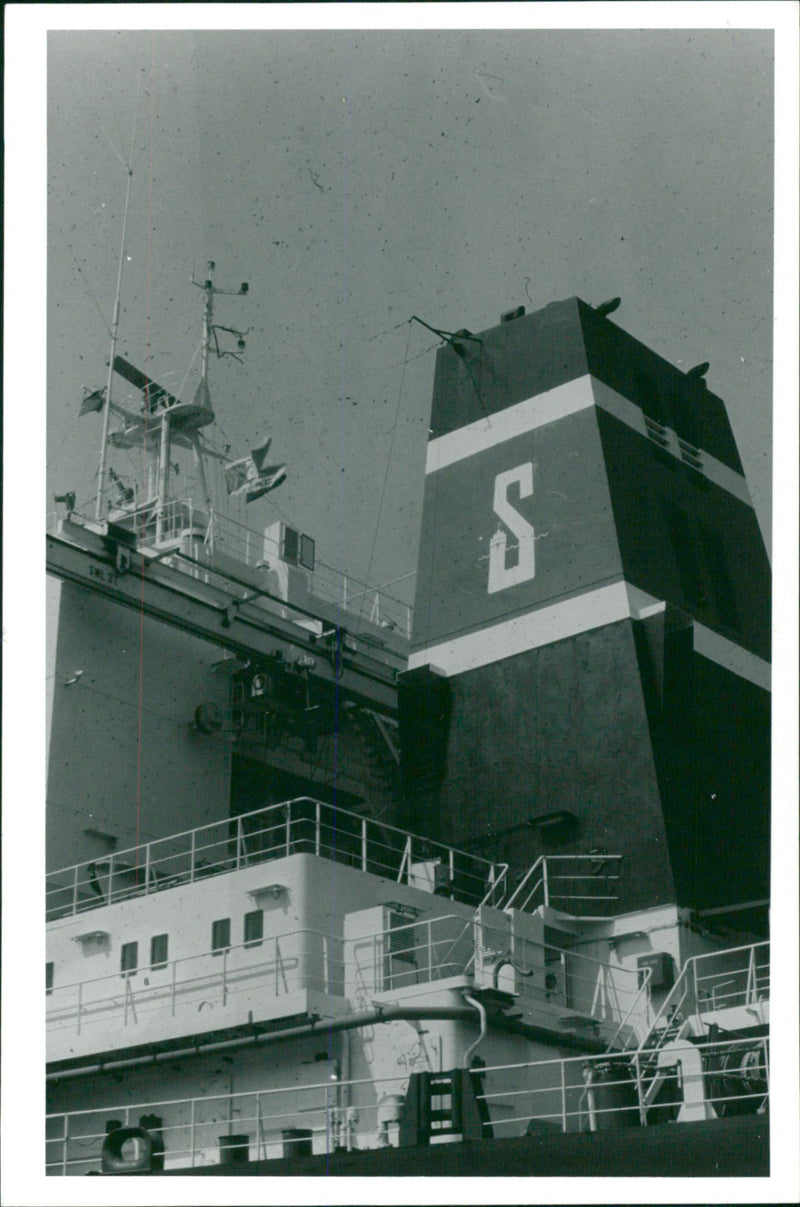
[45,289,771,1176]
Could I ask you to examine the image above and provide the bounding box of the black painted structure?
[401,298,770,917]
[153,1115,768,1177]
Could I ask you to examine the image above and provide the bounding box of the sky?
[46,21,776,616]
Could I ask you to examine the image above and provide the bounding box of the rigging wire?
[461,349,492,428]
[66,244,114,340]
[176,340,202,404]
[354,319,413,629]
[367,319,412,342]
[100,124,129,173]
[386,340,440,369]
[133,41,155,882]
[108,90,130,169]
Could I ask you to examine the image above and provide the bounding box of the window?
[299,533,315,571]
[46,962,54,995]
[211,918,231,955]
[244,909,264,948]
[150,934,169,969]
[281,526,315,571]
[120,941,138,977]
[282,525,299,563]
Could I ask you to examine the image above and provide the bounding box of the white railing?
[350,913,649,1041]
[352,914,475,992]
[604,966,653,1053]
[46,797,507,920]
[48,914,649,1048]
[199,509,415,637]
[641,940,770,1052]
[691,940,770,1012]
[503,854,623,918]
[631,941,770,1103]
[53,501,415,637]
[47,930,344,1039]
[45,1033,769,1174]
[475,919,649,1037]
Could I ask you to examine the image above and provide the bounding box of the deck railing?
[503,854,623,918]
[638,941,770,1055]
[52,503,415,637]
[47,913,649,1046]
[352,913,649,1041]
[690,940,770,1011]
[351,913,476,992]
[46,797,508,920]
[174,504,415,637]
[47,930,344,1039]
[628,941,770,1104]
[45,1033,769,1174]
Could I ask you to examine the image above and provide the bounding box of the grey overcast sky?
[47,25,774,602]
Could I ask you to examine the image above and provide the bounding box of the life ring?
[101,1126,154,1174]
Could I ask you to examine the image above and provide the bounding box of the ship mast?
[188,262,250,518]
[94,73,142,522]
[93,257,248,545]
[94,165,134,521]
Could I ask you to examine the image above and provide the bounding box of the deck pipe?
[46,1004,481,1081]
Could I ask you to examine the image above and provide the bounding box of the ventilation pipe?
[461,991,488,1067]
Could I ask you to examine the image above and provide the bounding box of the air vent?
[644,416,671,449]
[678,438,703,471]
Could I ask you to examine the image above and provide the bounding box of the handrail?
[48,933,345,1041]
[47,796,504,919]
[46,1032,769,1173]
[633,940,770,1079]
[353,914,475,990]
[604,965,652,1052]
[504,854,623,915]
[352,912,647,1029]
[197,506,416,634]
[503,856,545,910]
[47,1033,763,1123]
[46,929,338,1000]
[479,862,509,908]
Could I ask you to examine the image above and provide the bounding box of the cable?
[355,321,413,629]
[175,340,202,404]
[100,124,129,173]
[66,244,114,340]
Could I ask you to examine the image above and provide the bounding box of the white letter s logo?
[487,463,535,594]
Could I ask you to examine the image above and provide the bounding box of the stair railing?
[636,959,695,1053]
[478,863,510,910]
[603,964,653,1053]
[503,857,546,912]
[630,961,696,1114]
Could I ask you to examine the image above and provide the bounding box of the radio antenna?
[94,71,143,521]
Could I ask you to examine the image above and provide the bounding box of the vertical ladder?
[398,1069,492,1145]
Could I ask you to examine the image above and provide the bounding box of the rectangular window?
[211,918,231,955]
[150,933,169,969]
[282,525,299,563]
[46,962,54,995]
[299,533,316,571]
[244,909,264,948]
[120,941,138,977]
